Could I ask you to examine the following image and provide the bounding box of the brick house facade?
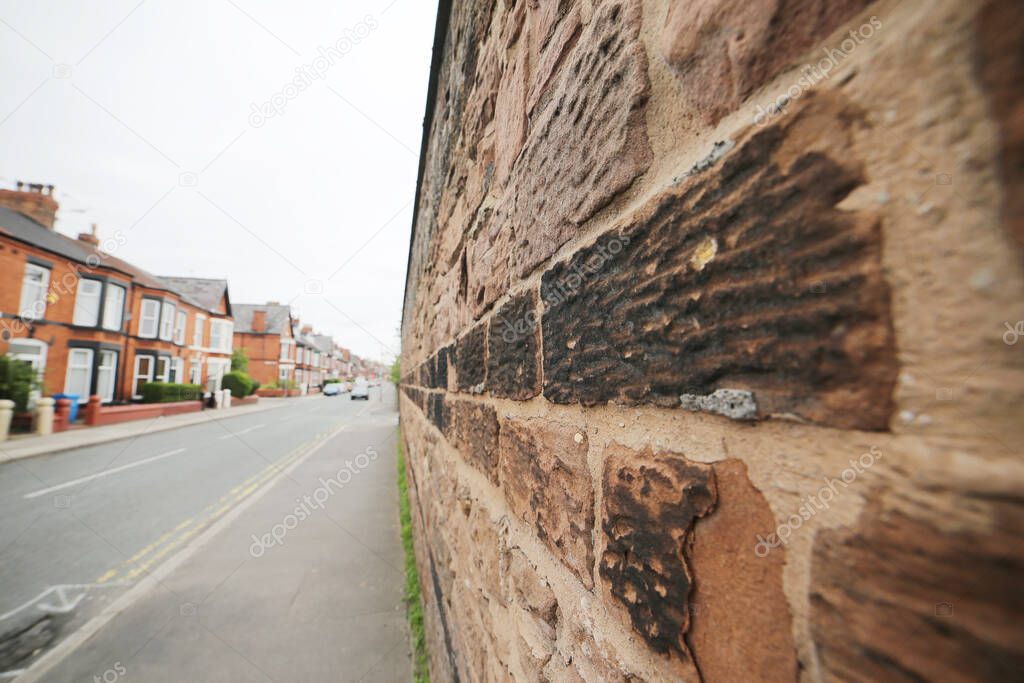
[0,185,233,405]
[231,302,296,387]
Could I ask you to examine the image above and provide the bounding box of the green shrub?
[221,371,254,398]
[324,378,341,384]
[0,356,37,413]
[231,348,249,373]
[251,379,261,391]
[140,382,203,403]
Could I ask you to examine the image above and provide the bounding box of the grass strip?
[397,432,430,682]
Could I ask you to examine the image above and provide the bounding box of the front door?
[133,355,154,398]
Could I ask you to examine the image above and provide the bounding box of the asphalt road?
[0,384,407,681]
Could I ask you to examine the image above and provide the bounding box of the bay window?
[139,299,160,338]
[102,283,126,330]
[209,319,232,353]
[159,301,175,341]
[73,278,102,326]
[193,315,206,347]
[174,310,187,345]
[20,263,50,320]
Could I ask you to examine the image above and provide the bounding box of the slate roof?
[233,303,293,334]
[159,277,230,315]
[0,206,227,314]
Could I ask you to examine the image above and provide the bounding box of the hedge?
[140,382,203,403]
[221,371,255,398]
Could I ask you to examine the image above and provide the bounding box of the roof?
[0,206,227,314]
[309,334,335,353]
[233,303,292,334]
[159,277,231,315]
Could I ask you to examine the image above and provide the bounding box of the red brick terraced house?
[231,302,297,387]
[0,183,234,405]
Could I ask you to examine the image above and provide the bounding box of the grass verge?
[397,432,430,682]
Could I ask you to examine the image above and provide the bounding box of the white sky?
[0,0,437,362]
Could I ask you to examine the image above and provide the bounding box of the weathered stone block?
[600,445,716,664]
[687,459,798,681]
[542,93,897,430]
[810,494,1024,681]
[455,320,488,392]
[427,392,449,434]
[511,0,652,277]
[976,0,1024,251]
[448,399,500,484]
[499,418,594,587]
[486,290,541,399]
[662,0,873,124]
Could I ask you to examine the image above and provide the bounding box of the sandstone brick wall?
[399,1,1024,680]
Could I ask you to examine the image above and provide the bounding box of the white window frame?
[159,301,176,341]
[64,348,94,404]
[73,278,102,327]
[209,319,232,353]
[96,350,117,403]
[20,263,50,321]
[188,362,201,385]
[280,338,292,361]
[132,355,155,399]
[139,299,160,338]
[193,314,206,347]
[102,283,126,331]
[174,310,187,345]
[155,356,170,383]
[171,357,184,383]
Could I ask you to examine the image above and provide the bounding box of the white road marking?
[23,448,187,499]
[216,423,265,440]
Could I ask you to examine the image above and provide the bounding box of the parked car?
[323,383,342,397]
[351,379,369,400]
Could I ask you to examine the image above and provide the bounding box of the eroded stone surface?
[810,494,1024,681]
[600,445,716,664]
[487,290,541,399]
[542,93,897,430]
[447,399,501,484]
[455,320,488,391]
[499,418,594,587]
[662,0,873,124]
[975,0,1024,251]
[511,0,651,277]
[688,459,798,681]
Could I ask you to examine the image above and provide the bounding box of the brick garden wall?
[399,0,1024,680]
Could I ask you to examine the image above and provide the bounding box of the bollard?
[54,398,71,432]
[0,399,14,442]
[85,395,102,426]
[222,388,232,409]
[35,397,55,436]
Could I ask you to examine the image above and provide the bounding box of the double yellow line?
[94,425,343,585]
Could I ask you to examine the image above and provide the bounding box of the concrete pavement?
[0,385,410,682]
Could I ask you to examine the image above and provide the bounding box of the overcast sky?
[0,0,436,362]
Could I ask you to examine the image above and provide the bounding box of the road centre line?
[23,448,188,499]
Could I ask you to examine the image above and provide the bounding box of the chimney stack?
[0,180,59,229]
[251,310,267,332]
[301,324,313,334]
[77,222,100,247]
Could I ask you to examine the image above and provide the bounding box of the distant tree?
[231,348,249,373]
[390,358,401,384]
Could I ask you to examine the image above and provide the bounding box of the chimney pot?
[0,180,59,230]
